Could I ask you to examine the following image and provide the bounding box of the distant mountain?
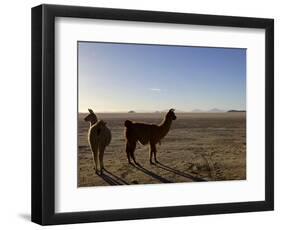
[191,109,203,113]
[227,110,246,113]
[208,108,225,113]
[128,110,136,113]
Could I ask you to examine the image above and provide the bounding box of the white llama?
[84,109,111,174]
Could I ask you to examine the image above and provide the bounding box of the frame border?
[31,4,274,225]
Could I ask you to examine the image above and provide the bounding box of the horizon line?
[78,110,246,113]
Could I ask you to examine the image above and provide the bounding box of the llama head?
[167,108,177,120]
[84,108,98,124]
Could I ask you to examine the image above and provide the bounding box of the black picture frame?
[31,4,274,225]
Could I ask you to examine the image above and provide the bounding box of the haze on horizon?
[78,42,246,113]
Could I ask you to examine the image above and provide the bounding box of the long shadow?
[99,173,123,186]
[133,164,172,183]
[103,169,129,185]
[155,162,207,182]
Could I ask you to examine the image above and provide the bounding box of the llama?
[124,109,176,165]
[84,109,111,174]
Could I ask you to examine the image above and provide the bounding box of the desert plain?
[78,112,246,187]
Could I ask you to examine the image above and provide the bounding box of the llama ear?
[88,108,94,114]
[169,108,175,112]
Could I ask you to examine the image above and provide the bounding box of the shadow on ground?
[98,161,207,186]
[155,162,207,182]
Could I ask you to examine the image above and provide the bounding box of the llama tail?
[124,120,133,128]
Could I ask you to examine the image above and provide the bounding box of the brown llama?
[124,109,176,165]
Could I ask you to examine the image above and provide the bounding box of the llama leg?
[99,145,105,174]
[129,142,139,165]
[149,150,153,164]
[149,143,154,164]
[150,143,157,164]
[125,141,132,164]
[91,145,98,174]
[154,148,159,163]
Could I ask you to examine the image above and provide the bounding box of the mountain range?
[191,108,225,113]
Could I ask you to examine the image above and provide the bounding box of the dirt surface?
[78,112,246,187]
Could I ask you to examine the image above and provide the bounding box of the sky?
[78,42,246,113]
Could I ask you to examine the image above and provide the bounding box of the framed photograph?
[31,4,274,225]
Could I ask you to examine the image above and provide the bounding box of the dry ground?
[78,112,246,187]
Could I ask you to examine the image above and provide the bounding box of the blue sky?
[78,42,246,112]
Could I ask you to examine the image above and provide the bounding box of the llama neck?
[159,116,172,138]
[90,121,96,127]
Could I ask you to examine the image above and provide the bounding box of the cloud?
[149,88,161,92]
